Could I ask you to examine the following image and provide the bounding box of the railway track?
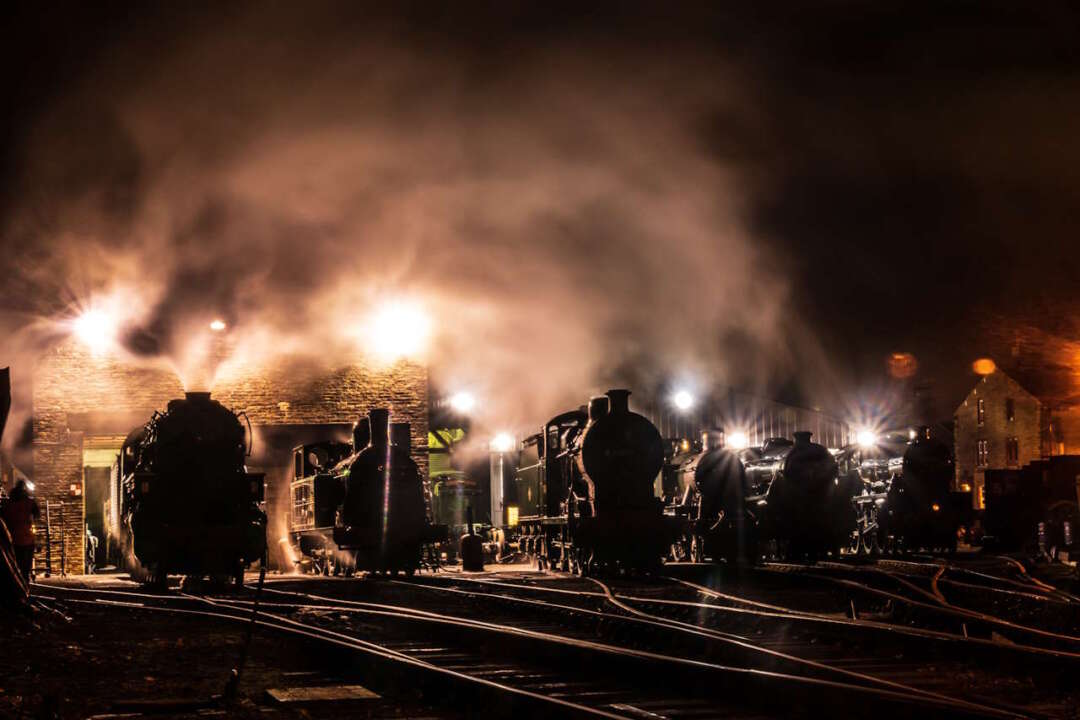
[757,559,1080,648]
[362,569,1078,717]
[32,580,1023,719]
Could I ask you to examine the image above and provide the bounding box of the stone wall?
[954,370,1043,509]
[32,340,427,575]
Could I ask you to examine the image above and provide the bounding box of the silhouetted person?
[1,480,40,583]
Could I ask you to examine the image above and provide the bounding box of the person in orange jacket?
[1,480,40,583]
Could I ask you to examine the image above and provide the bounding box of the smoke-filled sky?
[2,2,1079,458]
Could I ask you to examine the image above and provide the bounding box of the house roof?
[955,368,1041,414]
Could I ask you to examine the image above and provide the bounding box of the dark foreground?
[8,555,1080,719]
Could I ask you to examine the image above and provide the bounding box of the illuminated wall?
[32,339,427,575]
[953,370,1044,509]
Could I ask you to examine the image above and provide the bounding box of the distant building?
[954,370,1047,509]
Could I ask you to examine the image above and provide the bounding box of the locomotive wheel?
[691,535,704,564]
[849,530,862,556]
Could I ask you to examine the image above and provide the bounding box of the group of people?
[1,479,39,583]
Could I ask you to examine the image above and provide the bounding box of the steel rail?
[753,565,1080,648]
[219,585,1024,719]
[32,590,625,719]
[398,573,1080,663]
[36,585,1020,718]
[584,577,1028,720]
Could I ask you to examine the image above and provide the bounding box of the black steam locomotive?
[669,430,854,563]
[289,408,444,575]
[843,427,963,555]
[107,392,266,585]
[514,389,675,574]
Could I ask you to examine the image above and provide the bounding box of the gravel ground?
[0,596,451,720]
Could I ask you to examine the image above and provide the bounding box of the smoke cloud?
[0,5,820,458]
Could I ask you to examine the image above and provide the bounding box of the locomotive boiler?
[332,410,444,574]
[515,389,674,574]
[771,431,853,559]
[848,427,960,554]
[108,392,266,585]
[665,429,758,564]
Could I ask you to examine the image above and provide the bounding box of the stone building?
[32,339,427,576]
[954,369,1046,509]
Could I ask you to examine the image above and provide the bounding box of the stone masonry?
[33,339,427,576]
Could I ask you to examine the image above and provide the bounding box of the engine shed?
[31,339,428,576]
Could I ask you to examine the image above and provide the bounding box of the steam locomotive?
[106,392,266,585]
[667,430,854,563]
[290,408,445,575]
[843,427,963,555]
[514,389,675,574]
[667,425,965,563]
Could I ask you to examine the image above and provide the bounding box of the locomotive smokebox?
[390,422,412,451]
[352,416,371,452]
[588,395,610,421]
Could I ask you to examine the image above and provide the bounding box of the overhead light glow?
[209,319,227,332]
[856,429,878,448]
[672,390,694,411]
[908,428,917,440]
[366,299,431,362]
[72,309,116,354]
[727,431,749,450]
[490,432,515,453]
[972,358,996,376]
[450,391,476,413]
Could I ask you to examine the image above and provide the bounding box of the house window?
[1006,437,1019,466]
[976,439,989,467]
[977,398,985,426]
[1006,398,1015,423]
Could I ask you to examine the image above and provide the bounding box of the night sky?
[1,1,1079,449]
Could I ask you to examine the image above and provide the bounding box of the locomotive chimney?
[587,395,610,422]
[185,391,212,402]
[352,416,371,452]
[702,428,725,451]
[605,388,631,414]
[390,422,412,451]
[793,431,813,445]
[368,408,390,448]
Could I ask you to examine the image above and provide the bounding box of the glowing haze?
[0,6,806,446]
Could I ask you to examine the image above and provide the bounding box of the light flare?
[71,309,117,355]
[363,298,432,362]
[672,390,694,411]
[490,432,515,453]
[727,431,749,450]
[856,428,878,448]
[450,391,476,413]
